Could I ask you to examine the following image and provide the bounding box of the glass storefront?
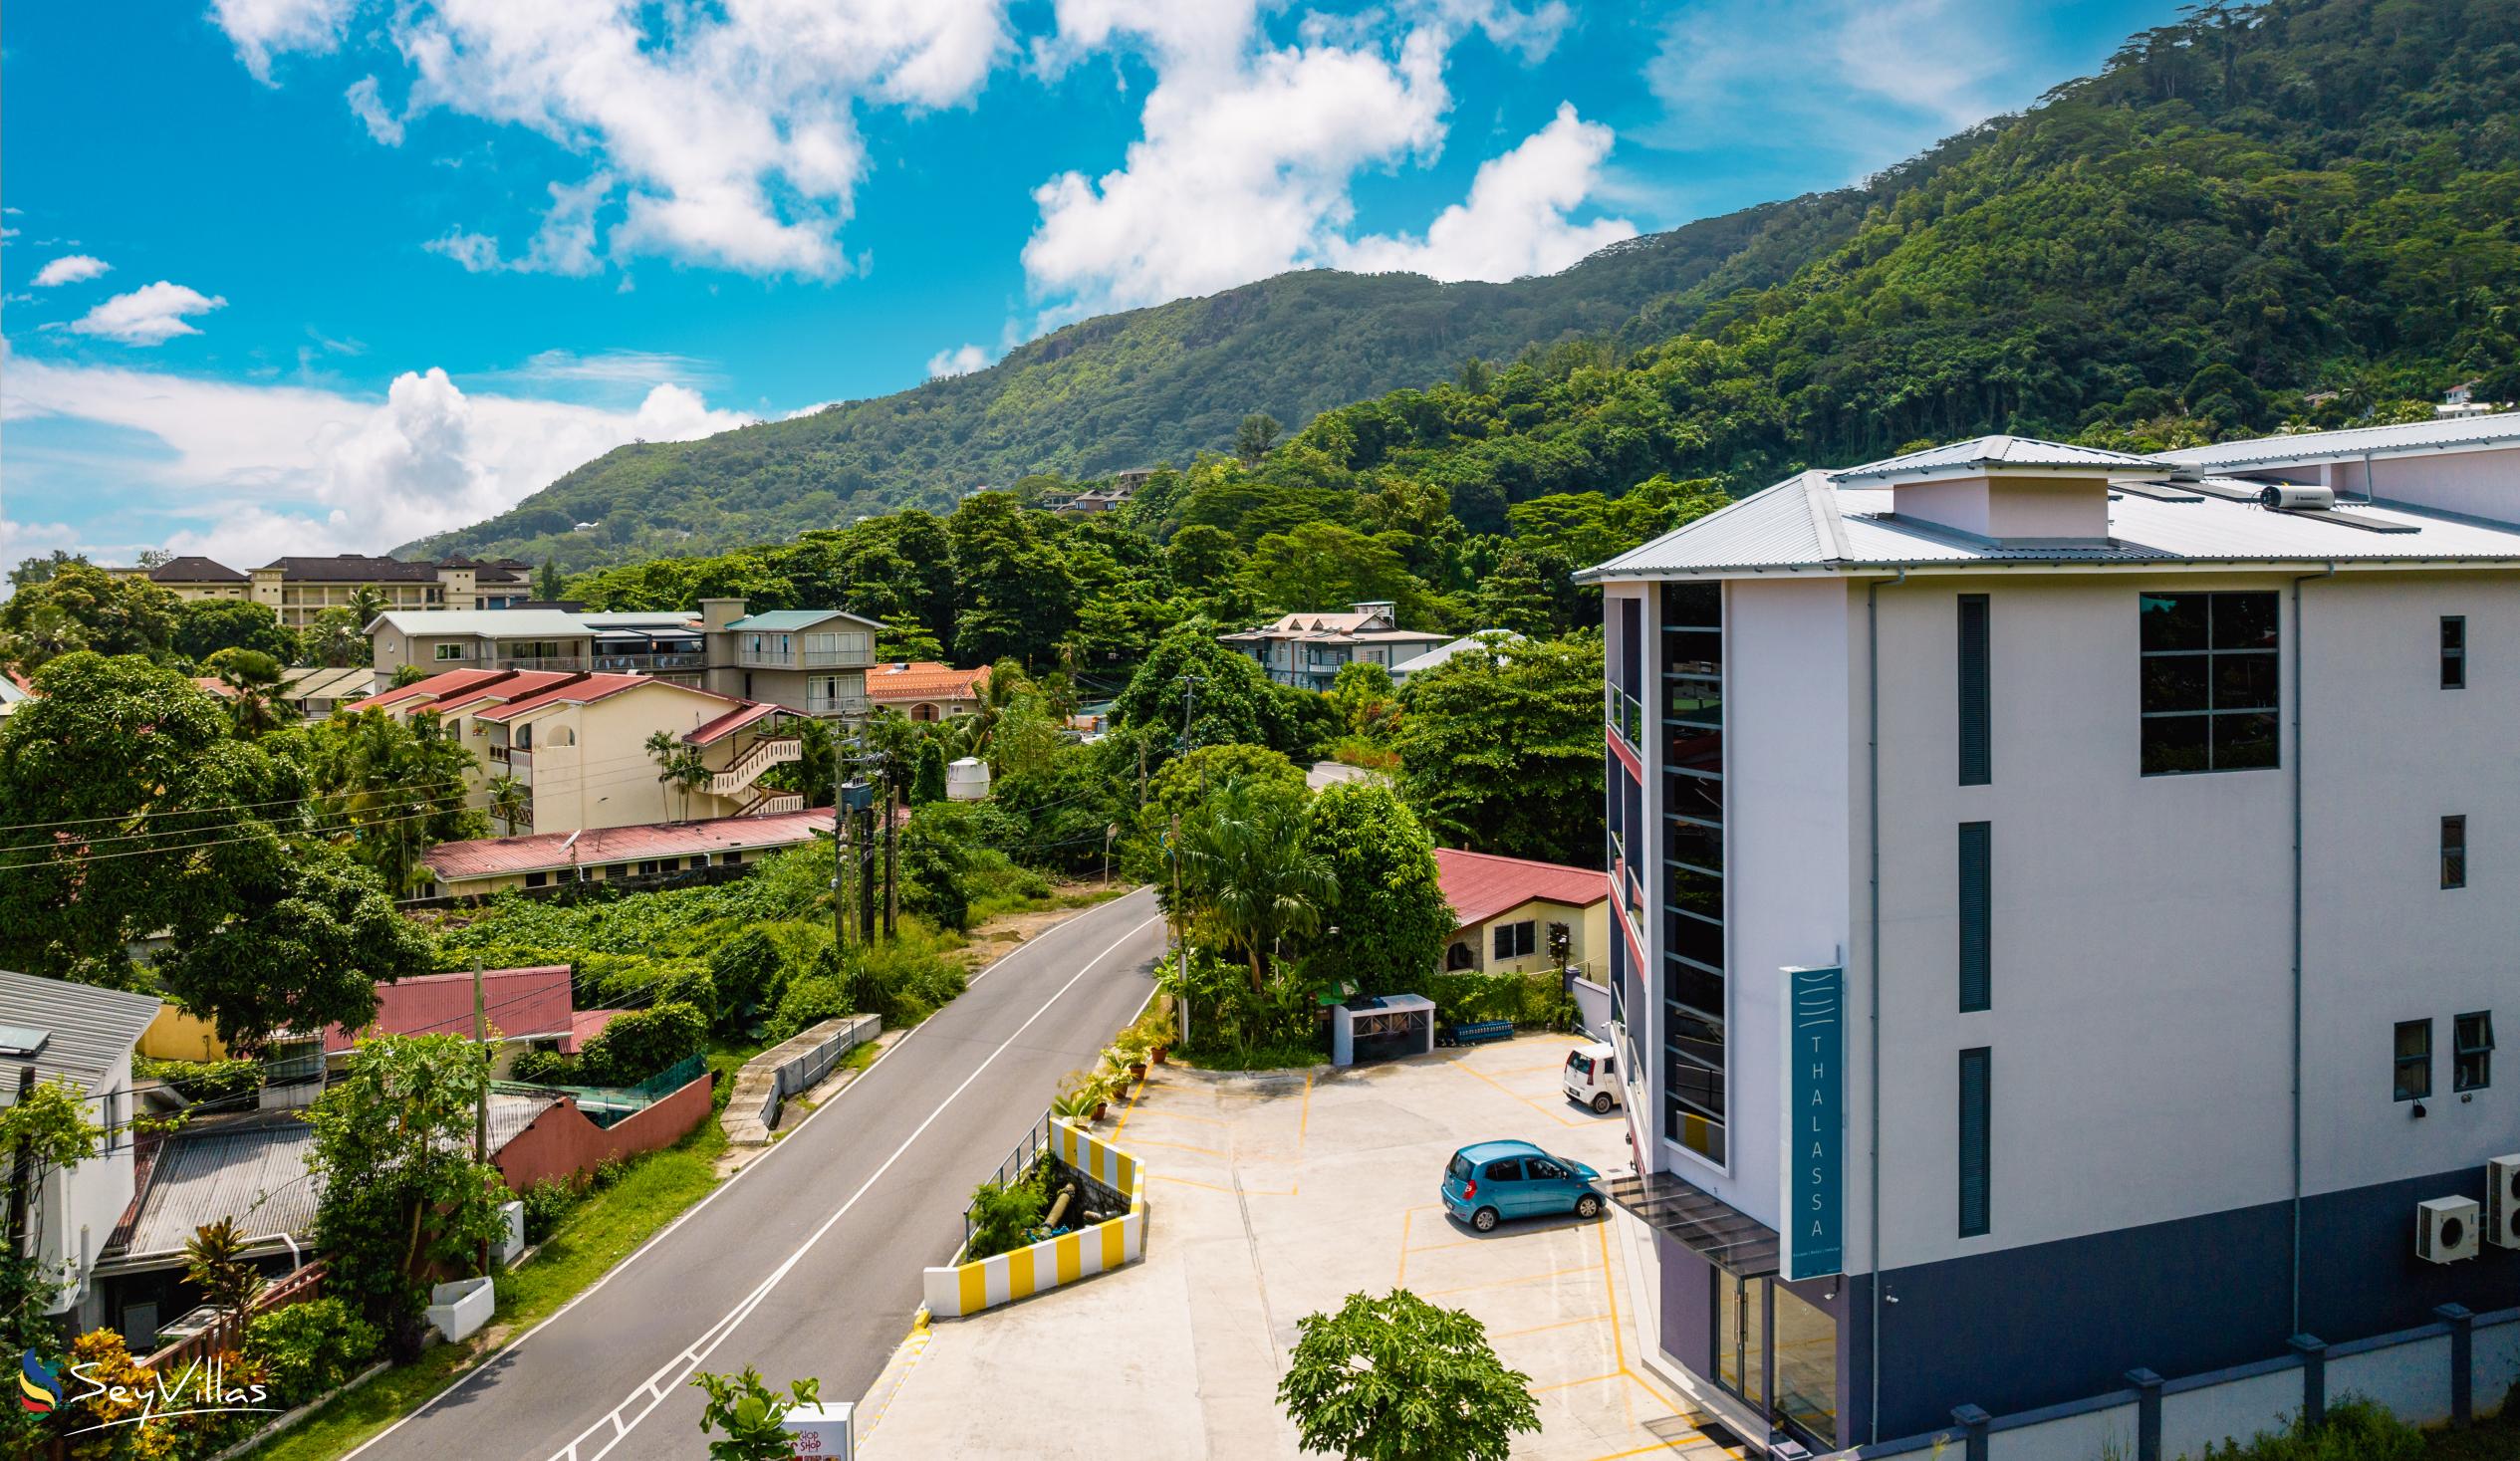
[1660,582,1726,1164]
[1709,1273,1839,1452]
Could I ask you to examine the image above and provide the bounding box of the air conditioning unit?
[2488,1155,2520,1249]
[2417,1196,2480,1264]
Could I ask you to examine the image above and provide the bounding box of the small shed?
[945,757,992,802]
[1330,995,1436,1067]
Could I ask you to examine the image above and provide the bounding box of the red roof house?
[323,965,575,1055]
[1430,848,1611,977]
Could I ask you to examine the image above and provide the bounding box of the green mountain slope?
[415,0,2519,574]
[403,199,1881,568]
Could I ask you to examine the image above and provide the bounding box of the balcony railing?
[1606,685,1644,749]
[498,655,587,672]
[806,693,870,715]
[709,735,802,797]
[738,646,871,669]
[594,651,705,673]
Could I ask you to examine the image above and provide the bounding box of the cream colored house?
[700,600,880,717]
[110,553,533,626]
[351,668,808,836]
[1431,847,1611,978]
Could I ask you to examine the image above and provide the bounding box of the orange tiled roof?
[865,661,989,703]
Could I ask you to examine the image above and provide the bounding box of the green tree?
[1470,550,1557,637]
[948,491,1077,667]
[911,738,948,805]
[1234,411,1282,465]
[1177,776,1334,992]
[287,708,488,894]
[692,1368,823,1461]
[645,729,712,823]
[0,562,181,671]
[876,611,946,661]
[1164,524,1242,591]
[0,653,304,986]
[1126,743,1306,880]
[306,1035,510,1350]
[7,549,88,592]
[537,559,567,601]
[1277,1289,1539,1461]
[899,803,975,931]
[1111,625,1293,764]
[486,772,531,833]
[182,1217,267,1327]
[1302,783,1452,998]
[304,608,368,668]
[207,646,290,738]
[154,844,434,1050]
[1327,660,1401,743]
[1393,633,1604,866]
[173,600,299,664]
[346,585,388,627]
[1243,523,1427,623]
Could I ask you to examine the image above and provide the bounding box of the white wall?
[2328,445,2520,522]
[27,1055,138,1319]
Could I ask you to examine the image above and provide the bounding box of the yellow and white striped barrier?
[921,1119,1147,1318]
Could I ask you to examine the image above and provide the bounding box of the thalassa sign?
[1781,964,1845,1281]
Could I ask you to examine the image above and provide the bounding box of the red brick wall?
[494,1074,714,1191]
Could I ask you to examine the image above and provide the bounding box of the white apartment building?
[1218,602,1452,690]
[1581,416,2520,1452]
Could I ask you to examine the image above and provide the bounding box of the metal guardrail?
[960,1109,1055,1250]
[496,1051,708,1128]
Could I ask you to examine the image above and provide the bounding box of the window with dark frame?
[2394,1019,2433,1101]
[1660,580,1728,1166]
[1492,920,1537,960]
[1958,822,1991,1012]
[1958,1047,1991,1238]
[1958,595,1991,786]
[2455,1012,2494,1093]
[2442,816,2467,889]
[2139,592,2280,775]
[2441,616,2466,689]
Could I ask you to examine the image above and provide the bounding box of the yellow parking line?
[1454,1059,1586,1127]
[1149,1172,1294,1198]
[1120,1135,1225,1157]
[1417,1262,1601,1299]
[1489,1313,1610,1340]
[1576,1443,1700,1461]
[1531,1371,1622,1394]
[1597,1221,1696,1417]
[1395,1207,1414,1288]
[1124,1106,1227,1125]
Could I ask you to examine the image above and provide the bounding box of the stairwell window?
[2442,815,2467,889]
[2139,592,2280,775]
[1958,1048,1991,1238]
[1958,595,1991,786]
[2441,616,2465,689]
[2395,1019,2433,1101]
[2454,1012,2494,1093]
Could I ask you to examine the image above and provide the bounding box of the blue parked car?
[1441,1140,1604,1232]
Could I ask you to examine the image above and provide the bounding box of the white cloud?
[346,75,404,145]
[1330,103,1634,282]
[1022,0,1615,322]
[211,0,357,82]
[2,354,754,563]
[925,343,994,378]
[220,0,1013,279]
[31,255,112,288]
[65,282,229,346]
[424,173,612,277]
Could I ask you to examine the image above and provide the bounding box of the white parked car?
[1563,1041,1622,1114]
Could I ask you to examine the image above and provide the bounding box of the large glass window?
[1714,1275,1764,1408]
[1773,1285,1840,1451]
[2139,592,2280,774]
[2454,1012,2494,1093]
[1660,582,1726,1165]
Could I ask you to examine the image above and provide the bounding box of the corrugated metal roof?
[723,609,880,631]
[422,808,835,881]
[2157,412,2520,470]
[368,609,593,638]
[112,1119,318,1261]
[1434,848,1608,930]
[1588,471,2520,580]
[1833,435,2155,481]
[1390,631,1522,678]
[0,969,162,1090]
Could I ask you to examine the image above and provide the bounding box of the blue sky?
[1,0,2176,569]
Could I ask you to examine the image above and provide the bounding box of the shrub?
[644,968,720,1029]
[964,1157,1057,1261]
[132,1055,265,1103]
[520,1177,577,1242]
[767,974,847,1044]
[1423,971,1568,1030]
[245,1297,381,1406]
[510,1048,577,1085]
[2193,1398,2423,1461]
[708,928,786,1034]
[576,1001,707,1086]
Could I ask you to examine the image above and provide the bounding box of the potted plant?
[1051,1085,1100,1126]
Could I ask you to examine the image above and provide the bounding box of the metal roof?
[723,609,882,631]
[1587,469,2520,580]
[2157,412,2520,471]
[1833,434,2156,482]
[367,609,593,638]
[1390,631,1522,678]
[0,969,162,1091]
[108,1119,319,1263]
[421,808,835,881]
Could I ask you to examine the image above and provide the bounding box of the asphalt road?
[345,887,1165,1461]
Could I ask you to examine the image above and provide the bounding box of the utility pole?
[882,777,899,939]
[5,1068,33,1255]
[833,728,850,958]
[1170,812,1187,1051]
[472,961,491,1274]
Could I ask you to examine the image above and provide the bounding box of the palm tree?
[1177,777,1334,992]
[347,585,389,627]
[486,773,531,834]
[645,729,710,822]
[209,648,288,738]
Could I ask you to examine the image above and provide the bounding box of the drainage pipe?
[1867,566,1904,1445]
[2289,562,2333,1336]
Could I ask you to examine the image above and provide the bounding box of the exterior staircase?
[738,790,806,817]
[708,735,802,797]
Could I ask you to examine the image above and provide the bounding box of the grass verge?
[246,1121,730,1461]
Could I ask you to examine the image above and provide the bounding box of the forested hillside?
[400,196,1864,567]
[415,0,2519,572]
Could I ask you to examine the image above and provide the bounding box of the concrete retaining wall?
[496,1073,716,1190]
[722,1014,881,1144]
[922,1119,1146,1318]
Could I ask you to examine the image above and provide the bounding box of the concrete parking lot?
[860,1034,1740,1459]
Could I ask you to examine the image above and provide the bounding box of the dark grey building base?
[1651,1162,2520,1443]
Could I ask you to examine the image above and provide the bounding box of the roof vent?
[0,1024,50,1057]
[2259,484,2337,512]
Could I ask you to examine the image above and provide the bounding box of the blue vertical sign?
[1782,964,1845,1281]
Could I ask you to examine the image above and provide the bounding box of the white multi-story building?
[1581,416,2520,1452]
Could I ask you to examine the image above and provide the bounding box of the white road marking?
[561,912,1162,1461]
[339,892,1156,1461]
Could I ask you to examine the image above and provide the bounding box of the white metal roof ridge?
[2156,411,2520,469]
